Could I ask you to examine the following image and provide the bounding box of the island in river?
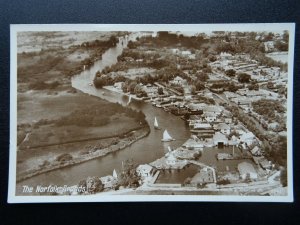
[16,31,150,182]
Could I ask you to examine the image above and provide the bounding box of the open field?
[17,31,149,180]
[17,31,122,53]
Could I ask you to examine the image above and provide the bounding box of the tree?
[196,72,209,82]
[128,81,137,94]
[282,30,289,43]
[86,176,104,194]
[157,87,164,95]
[245,173,251,183]
[190,85,196,95]
[274,40,288,51]
[225,69,236,77]
[280,167,287,187]
[127,40,136,49]
[248,83,259,91]
[264,32,274,41]
[267,81,274,89]
[195,81,205,91]
[118,159,140,187]
[109,35,118,46]
[238,73,251,83]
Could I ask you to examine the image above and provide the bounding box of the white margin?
[8,23,295,203]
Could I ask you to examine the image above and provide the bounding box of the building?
[259,158,272,170]
[203,105,223,115]
[215,123,231,135]
[213,132,228,148]
[250,146,262,156]
[182,138,204,150]
[190,123,215,140]
[171,76,185,86]
[165,152,178,165]
[100,175,118,189]
[136,164,154,178]
[237,162,258,180]
[239,132,256,146]
[264,41,275,52]
[203,112,217,122]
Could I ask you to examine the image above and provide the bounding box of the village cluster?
[75,31,288,196]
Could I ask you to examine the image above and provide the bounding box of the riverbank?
[17,32,152,184]
[17,126,150,182]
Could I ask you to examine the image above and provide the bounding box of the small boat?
[113,169,118,178]
[154,117,160,130]
[161,129,175,142]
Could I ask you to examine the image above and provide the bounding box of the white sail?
[154,117,159,128]
[162,129,174,142]
[113,169,118,178]
[167,146,172,152]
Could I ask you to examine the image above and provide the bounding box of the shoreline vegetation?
[17,31,151,182]
[17,126,150,182]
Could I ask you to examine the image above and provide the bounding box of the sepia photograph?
[9,24,295,202]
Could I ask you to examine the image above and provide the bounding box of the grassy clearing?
[16,31,149,179]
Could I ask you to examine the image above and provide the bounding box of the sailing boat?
[113,169,118,179]
[161,129,175,142]
[154,117,160,130]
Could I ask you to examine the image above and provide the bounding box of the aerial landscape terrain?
[16,29,290,197]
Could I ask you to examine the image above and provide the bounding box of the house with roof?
[114,82,124,90]
[171,76,185,86]
[203,112,217,123]
[100,175,118,189]
[193,123,212,130]
[203,105,223,115]
[245,90,268,98]
[182,138,204,150]
[259,158,272,170]
[239,132,256,146]
[228,135,239,146]
[250,146,262,156]
[220,52,233,60]
[222,110,233,124]
[165,153,178,165]
[190,123,215,140]
[237,162,258,180]
[136,164,154,179]
[213,132,228,148]
[264,41,275,52]
[232,96,252,107]
[215,123,231,135]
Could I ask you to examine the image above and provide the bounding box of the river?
[16,32,191,194]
